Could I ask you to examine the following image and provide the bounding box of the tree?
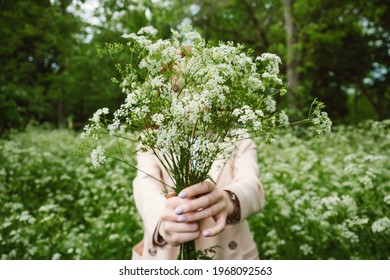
[295,0,389,121]
[0,0,83,133]
[176,0,389,121]
[283,0,299,110]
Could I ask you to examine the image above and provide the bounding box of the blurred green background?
[0,0,389,259]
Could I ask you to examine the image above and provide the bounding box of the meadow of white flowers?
[0,128,142,260]
[251,120,390,259]
[0,120,389,259]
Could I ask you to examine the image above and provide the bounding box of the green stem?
[178,240,197,260]
[107,154,173,189]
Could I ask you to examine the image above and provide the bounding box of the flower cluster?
[310,101,332,134]
[80,29,332,258]
[81,25,297,189]
[372,217,390,233]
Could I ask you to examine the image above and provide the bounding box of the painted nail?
[178,216,187,222]
[175,207,184,215]
[178,191,187,199]
[203,230,210,237]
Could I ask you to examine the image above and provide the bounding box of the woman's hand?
[174,181,237,238]
[159,194,201,247]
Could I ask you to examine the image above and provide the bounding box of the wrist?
[224,190,239,216]
[224,190,241,224]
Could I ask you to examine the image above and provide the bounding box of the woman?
[131,138,264,260]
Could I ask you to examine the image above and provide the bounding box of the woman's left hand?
[173,181,237,238]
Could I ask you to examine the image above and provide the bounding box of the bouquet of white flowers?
[80,25,331,259]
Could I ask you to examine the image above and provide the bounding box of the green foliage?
[175,0,390,121]
[0,0,83,132]
[0,127,142,259]
[250,120,390,259]
[1,0,389,134]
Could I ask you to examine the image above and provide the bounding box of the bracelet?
[227,191,240,224]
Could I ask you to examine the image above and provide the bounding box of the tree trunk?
[57,0,68,128]
[283,0,299,110]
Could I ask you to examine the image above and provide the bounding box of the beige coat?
[131,139,264,260]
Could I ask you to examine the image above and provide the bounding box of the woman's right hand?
[159,195,200,247]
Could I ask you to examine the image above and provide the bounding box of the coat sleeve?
[132,150,167,242]
[222,139,264,222]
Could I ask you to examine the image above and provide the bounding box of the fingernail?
[178,216,187,222]
[178,191,187,199]
[175,207,184,215]
[203,230,210,237]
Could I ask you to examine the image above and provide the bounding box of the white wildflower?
[161,45,177,61]
[2,221,11,229]
[52,253,61,260]
[109,234,120,240]
[137,26,158,36]
[184,31,202,42]
[247,76,265,92]
[359,175,373,188]
[255,110,264,117]
[372,217,390,233]
[299,244,313,256]
[19,211,36,224]
[344,216,369,228]
[262,72,282,84]
[253,121,262,130]
[38,204,58,212]
[256,53,282,75]
[344,164,359,175]
[278,110,289,127]
[233,128,249,140]
[237,106,256,124]
[108,120,125,136]
[171,29,180,39]
[344,154,356,162]
[291,225,302,232]
[312,110,332,134]
[232,108,241,117]
[139,57,161,74]
[121,33,152,47]
[91,146,106,168]
[341,195,357,213]
[338,224,359,243]
[152,113,165,126]
[265,96,276,113]
[384,195,390,205]
[150,75,165,88]
[321,196,340,209]
[91,108,109,123]
[125,93,137,106]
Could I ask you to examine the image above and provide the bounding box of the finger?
[165,231,200,246]
[164,197,190,220]
[176,187,224,215]
[178,181,215,199]
[174,194,215,214]
[202,214,226,237]
[165,192,177,199]
[163,221,199,234]
[179,203,225,223]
